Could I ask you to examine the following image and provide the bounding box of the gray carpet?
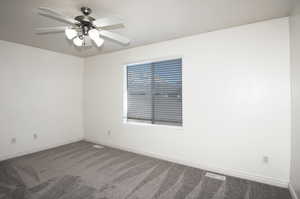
[0,141,291,199]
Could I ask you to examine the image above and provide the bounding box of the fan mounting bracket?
[81,7,92,16]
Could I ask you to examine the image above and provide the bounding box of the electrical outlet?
[107,130,111,136]
[263,156,269,164]
[11,138,16,144]
[33,133,38,139]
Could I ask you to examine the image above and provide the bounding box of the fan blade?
[38,7,64,16]
[99,30,130,45]
[35,26,67,34]
[93,17,123,28]
[39,13,76,25]
[97,24,125,30]
[38,7,77,25]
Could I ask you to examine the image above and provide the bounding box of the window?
[124,58,182,126]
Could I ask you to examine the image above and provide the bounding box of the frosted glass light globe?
[65,27,77,40]
[88,29,104,47]
[73,36,84,47]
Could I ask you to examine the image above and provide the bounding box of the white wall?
[290,0,300,197]
[84,18,291,187]
[0,40,84,160]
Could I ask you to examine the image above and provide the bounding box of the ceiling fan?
[36,7,130,48]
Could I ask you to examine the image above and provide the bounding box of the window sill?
[123,120,183,129]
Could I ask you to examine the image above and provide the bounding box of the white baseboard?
[0,137,84,162]
[84,138,289,188]
[289,184,299,199]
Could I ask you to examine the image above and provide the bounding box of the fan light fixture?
[65,27,77,40]
[88,29,104,47]
[66,27,104,47]
[73,36,84,47]
[36,6,130,49]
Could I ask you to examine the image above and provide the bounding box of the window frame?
[123,56,183,128]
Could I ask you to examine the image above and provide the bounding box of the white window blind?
[126,58,182,126]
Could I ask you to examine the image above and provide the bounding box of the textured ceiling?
[0,0,291,57]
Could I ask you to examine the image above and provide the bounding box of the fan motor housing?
[75,7,96,36]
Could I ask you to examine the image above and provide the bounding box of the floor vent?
[93,145,104,149]
[205,172,226,181]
